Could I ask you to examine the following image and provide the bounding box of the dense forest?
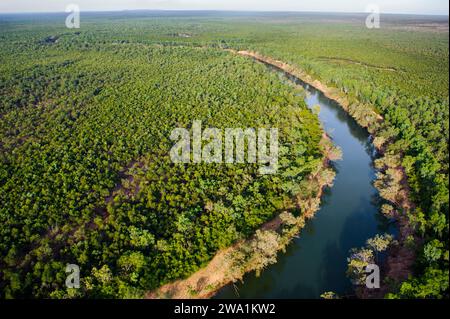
[0,14,326,298]
[242,19,449,298]
[0,12,448,298]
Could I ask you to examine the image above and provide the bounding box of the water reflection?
[215,62,395,299]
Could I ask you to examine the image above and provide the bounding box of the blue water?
[215,64,394,299]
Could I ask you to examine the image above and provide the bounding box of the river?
[216,62,395,299]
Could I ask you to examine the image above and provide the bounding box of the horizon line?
[0,9,448,17]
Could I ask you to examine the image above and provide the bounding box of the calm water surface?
[216,64,394,299]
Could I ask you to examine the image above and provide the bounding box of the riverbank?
[146,133,337,299]
[230,50,416,298]
[147,49,416,299]
[231,50,384,128]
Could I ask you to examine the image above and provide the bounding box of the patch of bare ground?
[146,243,238,299]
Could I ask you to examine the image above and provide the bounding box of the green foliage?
[387,267,449,299]
[347,234,396,286]
[320,291,339,299]
[0,15,323,298]
[0,12,448,299]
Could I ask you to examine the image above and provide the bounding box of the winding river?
[216,62,395,299]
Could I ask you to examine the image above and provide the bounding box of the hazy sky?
[0,0,448,15]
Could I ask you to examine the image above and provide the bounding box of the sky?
[0,0,448,15]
